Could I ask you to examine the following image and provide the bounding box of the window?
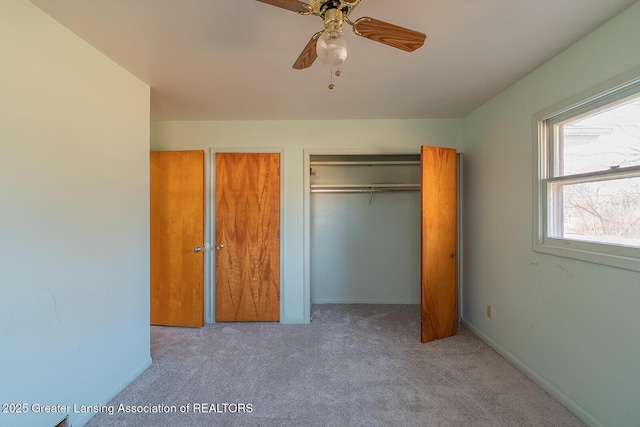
[534,70,640,271]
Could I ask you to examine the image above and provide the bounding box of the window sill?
[534,239,640,272]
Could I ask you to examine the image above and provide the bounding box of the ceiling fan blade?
[352,17,426,52]
[292,31,322,70]
[255,0,310,14]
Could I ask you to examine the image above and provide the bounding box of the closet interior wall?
[310,154,421,304]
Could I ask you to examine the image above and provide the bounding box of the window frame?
[533,67,640,272]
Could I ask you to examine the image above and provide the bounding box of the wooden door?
[215,153,280,322]
[150,150,204,328]
[421,146,457,343]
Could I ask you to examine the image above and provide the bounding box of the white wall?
[151,119,463,323]
[462,3,640,427]
[0,2,151,426]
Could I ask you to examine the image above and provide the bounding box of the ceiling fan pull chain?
[329,66,335,90]
[328,65,342,90]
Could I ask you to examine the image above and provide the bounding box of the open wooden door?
[150,150,204,328]
[421,146,457,343]
[215,153,280,322]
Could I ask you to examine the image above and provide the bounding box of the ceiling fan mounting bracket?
[308,0,361,21]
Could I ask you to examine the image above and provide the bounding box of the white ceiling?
[29,0,638,121]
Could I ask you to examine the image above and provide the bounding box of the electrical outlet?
[486,305,492,318]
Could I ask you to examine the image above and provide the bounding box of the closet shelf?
[310,160,420,166]
[310,183,420,193]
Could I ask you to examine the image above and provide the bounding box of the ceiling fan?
[256,0,426,87]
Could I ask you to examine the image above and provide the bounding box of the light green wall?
[151,119,463,322]
[0,1,151,426]
[461,3,640,427]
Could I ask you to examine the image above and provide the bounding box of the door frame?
[303,147,422,323]
[303,147,463,326]
[207,147,285,323]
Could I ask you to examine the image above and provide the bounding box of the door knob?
[216,244,224,250]
[192,243,211,253]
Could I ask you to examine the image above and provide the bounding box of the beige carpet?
[85,304,584,427]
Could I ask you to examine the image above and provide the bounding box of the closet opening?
[309,153,421,311]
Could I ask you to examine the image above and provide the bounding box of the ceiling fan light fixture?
[316,29,349,66]
[260,0,425,88]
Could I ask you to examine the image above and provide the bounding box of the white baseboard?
[74,357,152,427]
[461,318,603,427]
[279,317,309,324]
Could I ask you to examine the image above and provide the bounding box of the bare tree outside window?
[553,98,640,247]
[535,74,640,271]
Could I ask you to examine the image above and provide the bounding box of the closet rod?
[311,184,420,192]
[311,183,420,189]
[310,160,420,166]
[311,188,420,193]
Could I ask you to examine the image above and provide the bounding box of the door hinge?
[277,167,280,177]
[278,291,280,301]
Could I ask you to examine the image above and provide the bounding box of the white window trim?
[533,66,640,272]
